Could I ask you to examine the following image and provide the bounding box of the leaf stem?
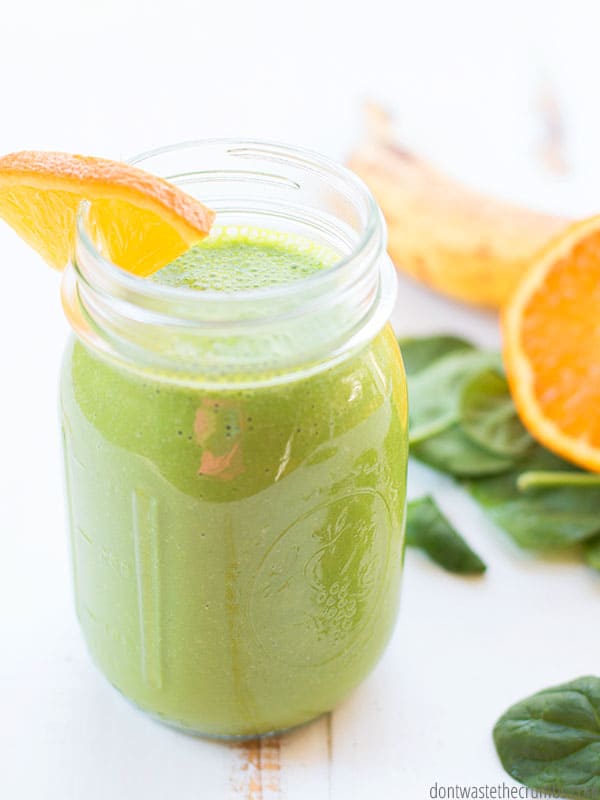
[517,470,600,492]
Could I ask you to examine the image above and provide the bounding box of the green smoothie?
[61,227,408,738]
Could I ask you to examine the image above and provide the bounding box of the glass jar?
[60,140,408,739]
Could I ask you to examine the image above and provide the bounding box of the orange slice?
[0,151,215,276]
[503,215,600,471]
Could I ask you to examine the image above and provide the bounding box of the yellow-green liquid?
[153,227,337,291]
[61,229,408,737]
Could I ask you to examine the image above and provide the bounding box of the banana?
[348,105,569,308]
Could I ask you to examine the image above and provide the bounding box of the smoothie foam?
[152,227,337,291]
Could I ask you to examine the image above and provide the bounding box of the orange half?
[503,215,600,472]
[0,151,215,276]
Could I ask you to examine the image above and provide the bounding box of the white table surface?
[2,2,600,798]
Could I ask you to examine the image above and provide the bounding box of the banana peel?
[348,106,569,308]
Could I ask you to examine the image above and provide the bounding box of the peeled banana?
[348,106,568,308]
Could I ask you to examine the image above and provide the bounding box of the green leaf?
[408,350,501,444]
[584,536,600,571]
[460,369,534,457]
[398,334,474,376]
[405,334,600,558]
[406,496,486,574]
[493,675,600,799]
[411,424,516,477]
[469,448,600,549]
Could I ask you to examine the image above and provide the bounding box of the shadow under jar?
[60,140,408,739]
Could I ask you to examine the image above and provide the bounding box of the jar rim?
[64,137,396,385]
[75,137,382,308]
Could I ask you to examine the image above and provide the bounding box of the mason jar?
[59,140,408,739]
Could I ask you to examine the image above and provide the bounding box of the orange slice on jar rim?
[503,214,600,472]
[0,151,215,276]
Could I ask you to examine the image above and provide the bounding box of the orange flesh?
[0,151,215,274]
[520,232,600,444]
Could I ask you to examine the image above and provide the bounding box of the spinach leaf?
[493,675,600,800]
[398,334,474,376]
[411,424,516,477]
[460,368,534,457]
[406,496,486,574]
[404,334,600,563]
[408,350,501,444]
[584,536,600,571]
[469,448,600,549]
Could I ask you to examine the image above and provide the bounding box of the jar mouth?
[64,138,396,385]
[75,138,382,309]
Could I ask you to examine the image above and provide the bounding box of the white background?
[1,1,600,798]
